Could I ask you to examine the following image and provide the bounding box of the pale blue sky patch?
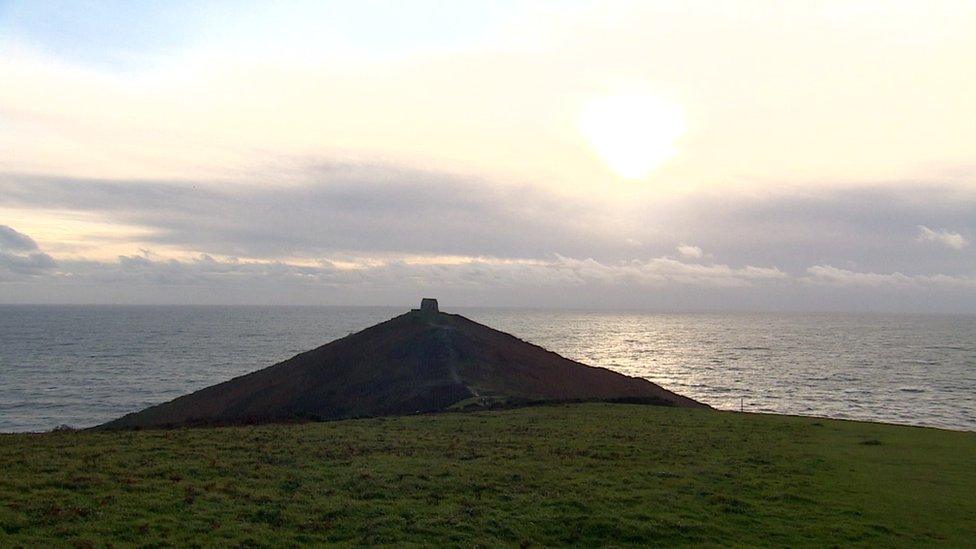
[0,0,208,68]
[0,0,529,70]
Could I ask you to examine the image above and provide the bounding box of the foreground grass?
[1,404,974,547]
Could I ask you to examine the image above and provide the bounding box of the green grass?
[1,404,974,547]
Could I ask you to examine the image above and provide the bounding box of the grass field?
[1,403,974,546]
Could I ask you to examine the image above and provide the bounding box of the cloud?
[7,172,975,272]
[26,252,785,290]
[0,224,39,251]
[539,255,787,288]
[0,225,56,276]
[676,244,703,259]
[647,184,976,277]
[0,167,618,261]
[5,243,974,311]
[2,170,975,310]
[917,225,968,250]
[804,265,976,289]
[3,2,976,191]
[0,251,57,275]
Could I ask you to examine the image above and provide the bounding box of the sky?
[0,0,974,311]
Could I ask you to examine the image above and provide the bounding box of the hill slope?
[100,309,704,429]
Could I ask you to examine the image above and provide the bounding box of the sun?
[580,94,686,179]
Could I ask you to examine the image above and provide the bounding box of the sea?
[1,305,974,433]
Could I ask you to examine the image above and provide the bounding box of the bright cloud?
[804,265,976,289]
[917,225,969,250]
[3,222,973,311]
[676,244,703,259]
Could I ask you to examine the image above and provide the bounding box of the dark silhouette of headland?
[100,299,706,429]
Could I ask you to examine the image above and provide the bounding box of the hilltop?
[101,301,704,429]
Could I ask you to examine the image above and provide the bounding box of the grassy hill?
[1,404,974,546]
[101,309,703,430]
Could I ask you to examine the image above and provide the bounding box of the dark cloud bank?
[0,224,57,276]
[0,164,973,312]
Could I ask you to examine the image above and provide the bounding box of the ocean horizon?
[1,304,973,433]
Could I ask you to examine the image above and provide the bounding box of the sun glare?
[580,94,686,179]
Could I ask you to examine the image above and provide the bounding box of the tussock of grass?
[1,403,974,546]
